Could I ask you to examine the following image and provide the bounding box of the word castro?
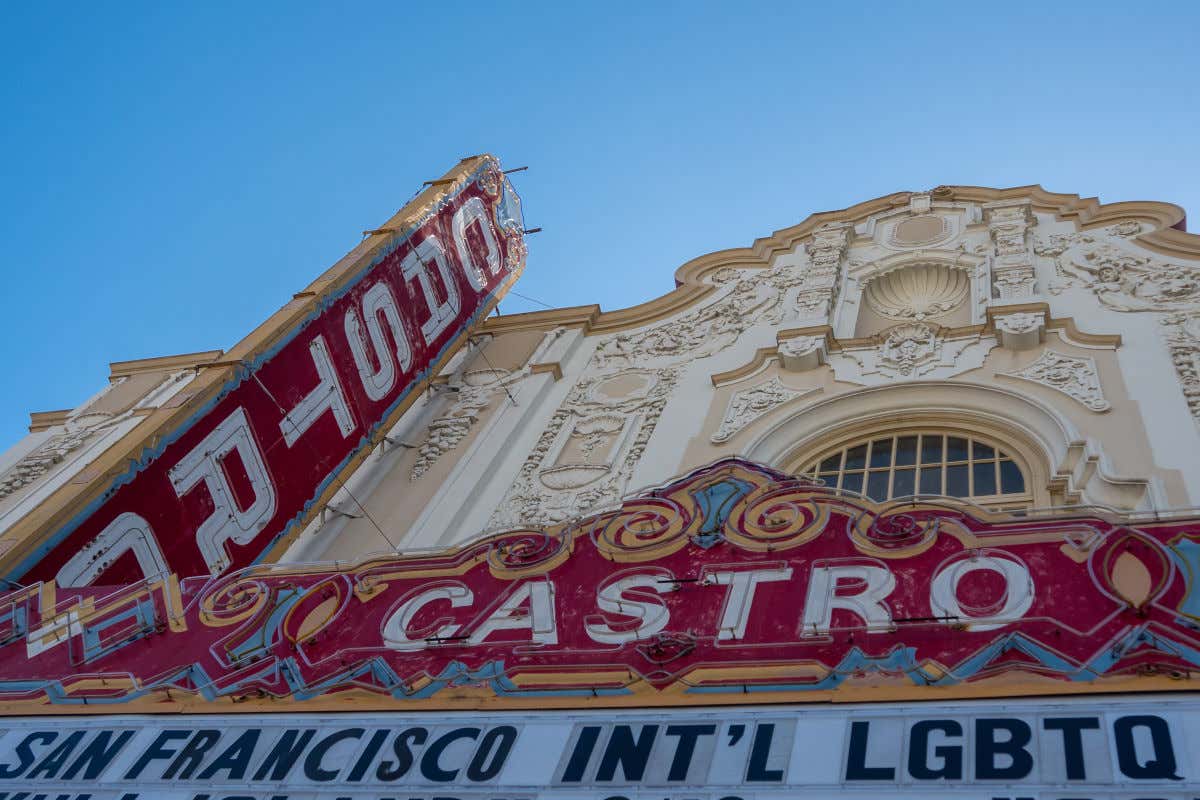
[0,459,1198,707]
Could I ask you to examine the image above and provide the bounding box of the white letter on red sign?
[801,563,895,636]
[929,554,1034,632]
[279,335,356,447]
[55,512,169,587]
[344,282,413,402]
[382,584,474,651]
[705,567,793,641]
[453,197,501,291]
[401,236,461,345]
[585,574,672,645]
[467,580,557,645]
[169,407,278,574]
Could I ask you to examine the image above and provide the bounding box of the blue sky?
[1,2,1197,450]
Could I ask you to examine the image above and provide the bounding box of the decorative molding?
[887,214,952,248]
[488,367,681,530]
[108,350,224,380]
[711,377,811,444]
[477,186,1197,341]
[0,417,113,500]
[993,310,1047,351]
[985,199,1038,301]
[831,323,994,386]
[1071,244,1200,312]
[877,322,940,376]
[777,334,828,372]
[1161,312,1200,427]
[591,262,803,370]
[410,384,497,480]
[411,330,568,480]
[797,222,852,323]
[1036,230,1200,311]
[1000,351,1110,412]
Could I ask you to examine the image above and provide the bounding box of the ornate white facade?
[4,185,1200,565]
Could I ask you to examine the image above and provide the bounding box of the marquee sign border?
[0,458,1199,715]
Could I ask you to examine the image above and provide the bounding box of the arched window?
[800,431,1030,509]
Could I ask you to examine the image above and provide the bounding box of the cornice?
[707,305,1121,388]
[26,410,72,433]
[108,349,225,380]
[485,186,1195,338]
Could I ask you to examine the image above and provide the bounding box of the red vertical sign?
[15,158,525,585]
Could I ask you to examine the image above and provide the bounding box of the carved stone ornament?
[1109,220,1143,238]
[492,221,850,528]
[711,377,809,444]
[410,383,496,480]
[830,322,993,386]
[1001,351,1110,412]
[878,322,940,376]
[777,335,826,372]
[0,416,111,499]
[1072,244,1200,312]
[994,312,1044,335]
[993,311,1046,351]
[1161,312,1200,427]
[1036,232,1200,311]
[487,367,681,530]
[888,214,950,248]
[985,201,1038,300]
[411,329,567,480]
[862,263,970,320]
[709,267,741,285]
[993,267,1038,301]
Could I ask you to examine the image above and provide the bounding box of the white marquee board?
[0,695,1197,800]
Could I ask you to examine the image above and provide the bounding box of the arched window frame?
[795,426,1033,510]
[779,415,1053,509]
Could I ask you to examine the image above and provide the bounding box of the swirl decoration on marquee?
[0,457,1199,711]
[724,480,830,552]
[591,496,692,563]
[486,528,570,578]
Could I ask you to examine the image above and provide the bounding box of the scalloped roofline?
[481,185,1192,337]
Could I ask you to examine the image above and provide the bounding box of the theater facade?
[1,162,1199,799]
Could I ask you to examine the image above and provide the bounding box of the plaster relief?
[488,368,680,529]
[1162,312,1200,427]
[410,383,497,480]
[862,263,970,321]
[711,377,812,444]
[889,215,952,248]
[778,335,827,372]
[1036,230,1200,310]
[984,200,1038,300]
[828,323,993,386]
[1000,351,1110,412]
[993,311,1047,351]
[0,371,195,501]
[410,329,567,481]
[0,417,111,499]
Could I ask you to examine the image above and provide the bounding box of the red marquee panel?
[1,458,1198,711]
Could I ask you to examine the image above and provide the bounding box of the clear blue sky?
[2,2,1197,450]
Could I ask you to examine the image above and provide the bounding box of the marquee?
[0,697,1195,798]
[0,458,1197,712]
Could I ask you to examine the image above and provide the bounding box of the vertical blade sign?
[15,157,526,585]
